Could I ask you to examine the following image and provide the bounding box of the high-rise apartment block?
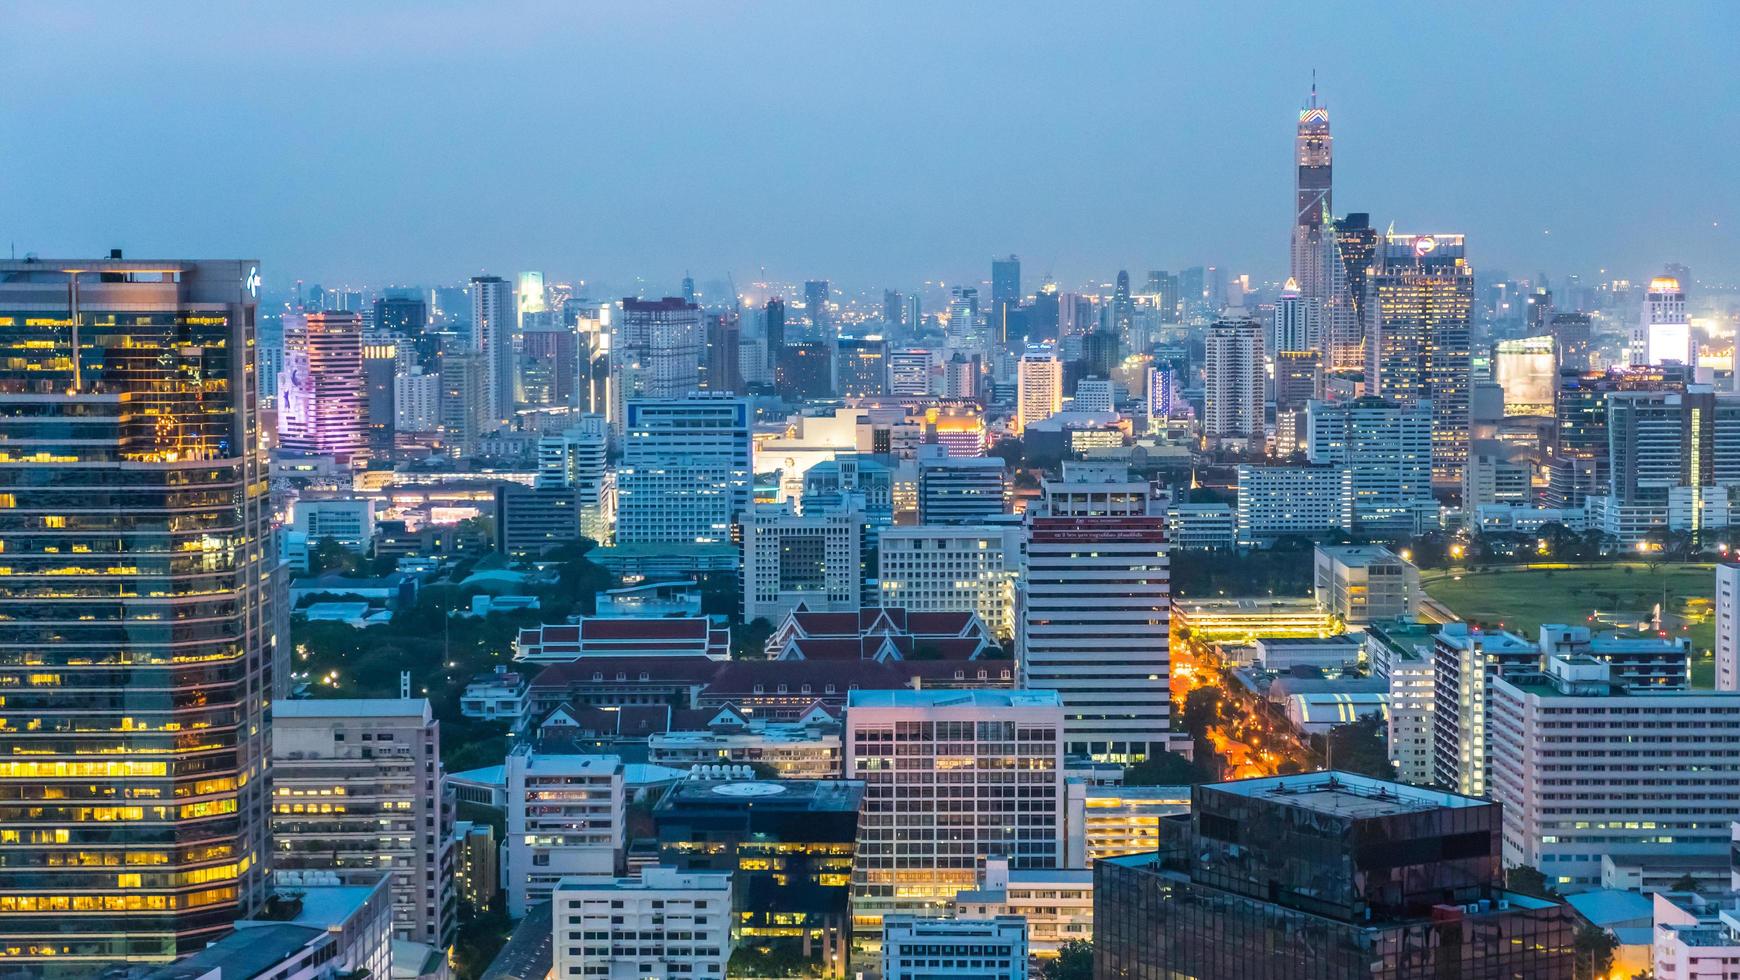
[278,310,369,465]
[616,394,752,545]
[552,868,733,980]
[1018,463,1170,760]
[846,690,1065,933]
[1305,397,1435,534]
[611,297,705,432]
[1203,312,1265,448]
[503,748,624,917]
[742,498,863,623]
[0,257,280,967]
[271,700,456,948]
[1718,562,1740,691]
[1015,350,1062,435]
[470,275,517,424]
[1632,275,1692,367]
[1365,233,1473,486]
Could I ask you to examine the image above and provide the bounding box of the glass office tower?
[1095,771,1576,979]
[0,257,281,970]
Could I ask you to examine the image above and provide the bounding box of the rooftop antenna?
[1310,69,1318,107]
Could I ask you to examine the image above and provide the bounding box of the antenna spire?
[1310,69,1318,107]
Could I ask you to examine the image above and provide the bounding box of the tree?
[732,617,775,659]
[1669,872,1701,893]
[1039,940,1092,980]
[1505,864,1556,900]
[1572,922,1617,980]
[1180,686,1224,740]
[1124,752,1211,786]
[1323,714,1395,779]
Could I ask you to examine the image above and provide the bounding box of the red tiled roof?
[579,618,708,640]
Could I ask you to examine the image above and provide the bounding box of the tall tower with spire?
[1290,77,1333,304]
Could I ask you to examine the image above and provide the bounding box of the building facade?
[616,394,752,545]
[503,748,624,916]
[551,868,732,980]
[876,524,1021,642]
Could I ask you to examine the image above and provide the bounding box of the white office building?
[1018,463,1170,761]
[610,296,706,433]
[882,916,1029,980]
[1313,544,1421,626]
[616,394,752,546]
[1431,623,1541,796]
[471,275,518,423]
[1305,398,1435,534]
[538,416,615,545]
[741,498,864,623]
[877,524,1022,642]
[847,690,1065,933]
[916,447,1010,524]
[552,867,733,980]
[289,497,376,552]
[1719,562,1740,692]
[1490,655,1740,891]
[503,747,624,917]
[951,858,1090,959]
[1071,377,1115,414]
[1016,350,1062,435]
[1234,464,1352,546]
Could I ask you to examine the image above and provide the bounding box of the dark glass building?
[0,257,282,969]
[655,779,863,977]
[1095,772,1576,979]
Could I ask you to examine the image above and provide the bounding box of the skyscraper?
[611,296,705,432]
[1272,278,1321,353]
[1366,233,1473,486]
[992,254,1021,345]
[1015,349,1062,435]
[1322,213,1376,373]
[1203,311,1265,448]
[1290,82,1333,303]
[1111,270,1134,343]
[804,280,831,336]
[947,286,979,340]
[470,274,517,424]
[1305,398,1435,534]
[764,297,786,370]
[278,310,369,465]
[1018,463,1170,761]
[0,256,280,966]
[704,311,743,394]
[361,331,400,454]
[1631,274,1692,367]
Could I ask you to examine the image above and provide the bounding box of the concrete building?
[1234,464,1352,546]
[1491,655,1740,891]
[394,368,441,433]
[438,351,492,454]
[503,747,624,917]
[1072,377,1116,414]
[1313,544,1421,626]
[1203,311,1265,448]
[278,310,369,466]
[1431,623,1541,796]
[1366,620,1439,786]
[271,699,456,948]
[742,498,864,623]
[1462,452,1534,511]
[881,916,1029,980]
[1019,463,1171,761]
[1305,397,1435,534]
[1074,786,1191,863]
[551,867,733,980]
[916,447,1010,524]
[1720,562,1740,691]
[952,858,1091,959]
[616,394,752,546]
[470,275,518,423]
[1165,503,1237,550]
[648,704,844,778]
[1365,233,1474,486]
[877,524,1022,641]
[611,296,705,433]
[1016,349,1062,435]
[846,690,1066,934]
[289,497,376,554]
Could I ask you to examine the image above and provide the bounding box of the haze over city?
[5,1,1739,289]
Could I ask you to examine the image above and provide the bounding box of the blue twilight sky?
[3,1,1738,296]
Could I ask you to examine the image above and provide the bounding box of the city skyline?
[4,2,1738,290]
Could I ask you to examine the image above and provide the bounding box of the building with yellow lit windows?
[1364,233,1473,487]
[0,256,282,970]
[270,699,455,949]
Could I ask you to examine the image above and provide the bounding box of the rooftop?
[846,688,1062,710]
[1206,771,1487,817]
[140,923,324,980]
[276,697,431,720]
[659,778,866,812]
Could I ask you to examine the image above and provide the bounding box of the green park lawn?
[1421,562,1717,688]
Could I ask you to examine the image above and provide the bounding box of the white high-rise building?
[916,447,1010,524]
[1718,562,1740,692]
[1431,623,1541,796]
[1491,655,1740,891]
[1072,377,1115,414]
[742,498,863,623]
[1273,278,1321,353]
[877,524,1022,642]
[1631,275,1692,367]
[1305,398,1435,534]
[888,348,936,397]
[1365,621,1438,785]
[847,690,1065,934]
[1018,462,1170,761]
[1016,350,1062,435]
[616,394,752,545]
[394,368,441,433]
[470,275,518,425]
[272,700,456,948]
[1203,311,1265,448]
[503,747,624,917]
[552,868,732,980]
